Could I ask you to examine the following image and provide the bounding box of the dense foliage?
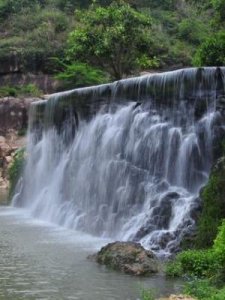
[194,160,225,248]
[193,31,225,66]
[166,157,225,299]
[67,2,152,79]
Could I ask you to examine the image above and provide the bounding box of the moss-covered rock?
[89,241,159,276]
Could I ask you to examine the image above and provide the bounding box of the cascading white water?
[13,67,225,256]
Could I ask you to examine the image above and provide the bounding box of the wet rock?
[89,241,158,276]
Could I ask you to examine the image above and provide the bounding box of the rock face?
[0,97,40,135]
[90,241,159,276]
[0,131,26,189]
[0,96,40,190]
[0,73,60,94]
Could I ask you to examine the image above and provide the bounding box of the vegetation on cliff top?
[0,0,224,88]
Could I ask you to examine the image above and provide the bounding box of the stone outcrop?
[0,131,26,189]
[0,96,42,190]
[0,97,40,135]
[89,241,159,276]
[0,73,61,94]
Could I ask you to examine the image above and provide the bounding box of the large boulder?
[90,241,159,276]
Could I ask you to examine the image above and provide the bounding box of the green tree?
[67,1,152,79]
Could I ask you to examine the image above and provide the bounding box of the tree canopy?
[66,1,153,79]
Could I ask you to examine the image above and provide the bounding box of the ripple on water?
[0,207,183,300]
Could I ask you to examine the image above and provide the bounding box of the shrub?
[0,84,42,97]
[193,31,225,66]
[140,289,155,300]
[179,250,220,278]
[184,279,225,300]
[213,220,225,262]
[184,279,218,300]
[195,166,225,249]
[166,249,220,279]
[56,62,108,89]
[178,18,209,45]
[165,260,183,277]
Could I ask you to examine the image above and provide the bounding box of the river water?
[0,204,182,300]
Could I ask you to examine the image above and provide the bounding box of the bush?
[184,279,225,300]
[179,250,220,278]
[140,289,155,300]
[213,220,225,262]
[165,260,183,277]
[56,62,108,89]
[178,18,209,45]
[195,162,225,249]
[184,279,218,300]
[193,31,225,66]
[0,84,42,97]
[166,249,220,279]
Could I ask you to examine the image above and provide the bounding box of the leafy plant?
[0,84,42,97]
[193,31,225,66]
[140,289,155,300]
[195,163,225,249]
[56,62,108,89]
[165,260,183,277]
[213,220,225,264]
[166,249,220,279]
[184,279,218,300]
[179,250,220,278]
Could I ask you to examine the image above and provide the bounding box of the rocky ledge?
[89,241,159,276]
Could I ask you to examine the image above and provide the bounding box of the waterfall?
[13,67,225,256]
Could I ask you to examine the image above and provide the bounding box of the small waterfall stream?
[13,67,225,256]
